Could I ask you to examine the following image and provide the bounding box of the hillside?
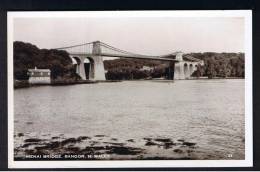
[188,52,244,78]
[104,58,169,80]
[14,41,79,81]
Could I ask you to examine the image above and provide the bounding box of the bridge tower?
[173,52,185,80]
[71,41,106,81]
[91,41,106,80]
[173,52,203,79]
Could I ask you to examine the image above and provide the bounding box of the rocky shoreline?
[14,132,202,160]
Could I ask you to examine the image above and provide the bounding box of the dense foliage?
[104,59,169,80]
[189,52,245,78]
[14,41,79,80]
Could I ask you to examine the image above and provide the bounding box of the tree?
[14,41,78,81]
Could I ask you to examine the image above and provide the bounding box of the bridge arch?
[189,64,194,76]
[84,57,95,80]
[72,56,81,74]
[72,56,81,64]
[184,63,189,79]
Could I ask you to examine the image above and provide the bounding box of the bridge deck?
[69,52,178,62]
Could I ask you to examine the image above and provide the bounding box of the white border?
[7,10,253,168]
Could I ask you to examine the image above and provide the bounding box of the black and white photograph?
[7,11,252,168]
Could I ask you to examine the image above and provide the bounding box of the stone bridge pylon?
[69,41,106,80]
[173,52,204,80]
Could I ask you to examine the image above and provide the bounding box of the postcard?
[7,10,252,168]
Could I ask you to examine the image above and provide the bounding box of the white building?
[27,67,51,84]
[140,66,153,71]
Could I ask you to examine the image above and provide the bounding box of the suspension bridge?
[55,41,204,80]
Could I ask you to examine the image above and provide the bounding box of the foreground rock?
[14,133,204,160]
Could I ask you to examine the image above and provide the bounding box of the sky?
[13,17,245,55]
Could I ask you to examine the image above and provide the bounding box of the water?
[14,79,245,160]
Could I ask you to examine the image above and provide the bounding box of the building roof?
[28,67,50,72]
[183,55,203,62]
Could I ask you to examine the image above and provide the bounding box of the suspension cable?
[54,41,94,50]
[101,42,163,58]
[100,41,179,58]
[54,40,181,59]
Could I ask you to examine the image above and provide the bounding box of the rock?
[145,141,158,146]
[17,133,24,137]
[22,143,33,148]
[173,149,183,153]
[77,136,90,141]
[187,149,194,153]
[51,136,60,139]
[143,137,152,141]
[61,138,78,145]
[66,146,80,152]
[36,141,60,149]
[107,146,143,155]
[127,139,134,142]
[94,135,106,137]
[182,142,196,147]
[24,138,42,142]
[163,141,176,149]
[103,142,125,146]
[154,138,172,143]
